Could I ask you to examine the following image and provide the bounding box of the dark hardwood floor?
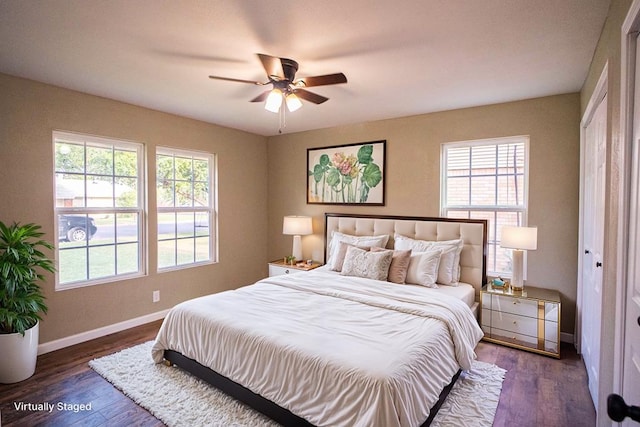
[0,321,595,426]
[476,341,596,427]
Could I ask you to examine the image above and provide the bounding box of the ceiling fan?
[209,53,347,113]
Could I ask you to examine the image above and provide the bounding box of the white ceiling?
[0,0,609,136]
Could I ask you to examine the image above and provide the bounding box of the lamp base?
[291,235,302,262]
[511,249,525,291]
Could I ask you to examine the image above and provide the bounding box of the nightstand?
[268,259,322,277]
[481,284,561,358]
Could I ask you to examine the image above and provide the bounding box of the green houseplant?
[0,221,54,383]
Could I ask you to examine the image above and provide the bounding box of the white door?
[581,92,607,408]
[619,141,640,424]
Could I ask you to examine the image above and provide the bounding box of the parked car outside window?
[58,215,97,242]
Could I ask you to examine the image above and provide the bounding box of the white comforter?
[151,271,483,427]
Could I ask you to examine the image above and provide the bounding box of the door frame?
[616,0,640,406]
[576,62,608,354]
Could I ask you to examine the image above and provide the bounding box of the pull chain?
[278,104,287,134]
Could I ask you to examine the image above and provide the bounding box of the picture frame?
[307,140,386,205]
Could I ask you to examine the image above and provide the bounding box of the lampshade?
[500,226,538,250]
[265,89,283,113]
[285,92,302,112]
[282,216,313,236]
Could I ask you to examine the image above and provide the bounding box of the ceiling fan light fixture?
[285,92,302,112]
[265,88,283,113]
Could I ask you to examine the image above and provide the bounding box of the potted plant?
[0,222,54,383]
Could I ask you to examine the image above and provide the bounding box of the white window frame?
[440,135,530,277]
[53,131,146,290]
[156,147,217,272]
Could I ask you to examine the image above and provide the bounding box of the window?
[54,131,144,289]
[441,136,529,276]
[156,148,216,270]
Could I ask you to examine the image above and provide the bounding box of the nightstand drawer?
[492,294,538,318]
[545,320,558,343]
[488,328,539,348]
[491,311,538,337]
[545,340,559,353]
[269,264,303,276]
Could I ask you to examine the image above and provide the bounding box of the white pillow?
[340,246,393,281]
[436,246,460,285]
[405,250,442,288]
[328,231,390,268]
[428,239,464,285]
[394,233,432,252]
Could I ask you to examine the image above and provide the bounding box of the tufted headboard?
[325,213,488,299]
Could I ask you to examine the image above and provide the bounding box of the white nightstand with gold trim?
[481,284,561,358]
[268,259,322,277]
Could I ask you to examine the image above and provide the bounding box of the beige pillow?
[331,241,371,272]
[340,246,393,281]
[371,247,411,284]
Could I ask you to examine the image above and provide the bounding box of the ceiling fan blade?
[295,89,329,104]
[257,53,285,80]
[209,75,265,85]
[250,91,271,102]
[294,73,347,88]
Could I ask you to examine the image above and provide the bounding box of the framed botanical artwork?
[307,140,386,205]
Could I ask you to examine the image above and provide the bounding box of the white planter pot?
[0,321,39,383]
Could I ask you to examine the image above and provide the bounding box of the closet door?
[580,92,607,408]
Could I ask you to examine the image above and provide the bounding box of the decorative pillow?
[328,231,390,267]
[340,246,393,281]
[428,239,464,285]
[331,241,371,272]
[371,247,411,284]
[393,234,432,252]
[405,250,442,288]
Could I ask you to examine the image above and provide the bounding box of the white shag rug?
[89,341,505,427]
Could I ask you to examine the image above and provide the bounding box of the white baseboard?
[561,332,574,345]
[38,309,169,355]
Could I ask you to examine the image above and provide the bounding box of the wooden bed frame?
[163,213,488,426]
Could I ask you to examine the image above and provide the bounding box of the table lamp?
[282,216,313,262]
[500,226,537,291]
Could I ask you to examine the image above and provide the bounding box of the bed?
[152,213,488,427]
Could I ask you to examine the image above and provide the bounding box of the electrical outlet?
[152,290,160,303]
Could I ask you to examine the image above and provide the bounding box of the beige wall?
[580,0,632,423]
[0,73,269,343]
[0,75,583,345]
[267,93,581,335]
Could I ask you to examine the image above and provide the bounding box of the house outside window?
[53,131,145,289]
[441,136,529,277]
[156,147,217,270]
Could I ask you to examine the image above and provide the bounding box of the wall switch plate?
[153,290,160,303]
